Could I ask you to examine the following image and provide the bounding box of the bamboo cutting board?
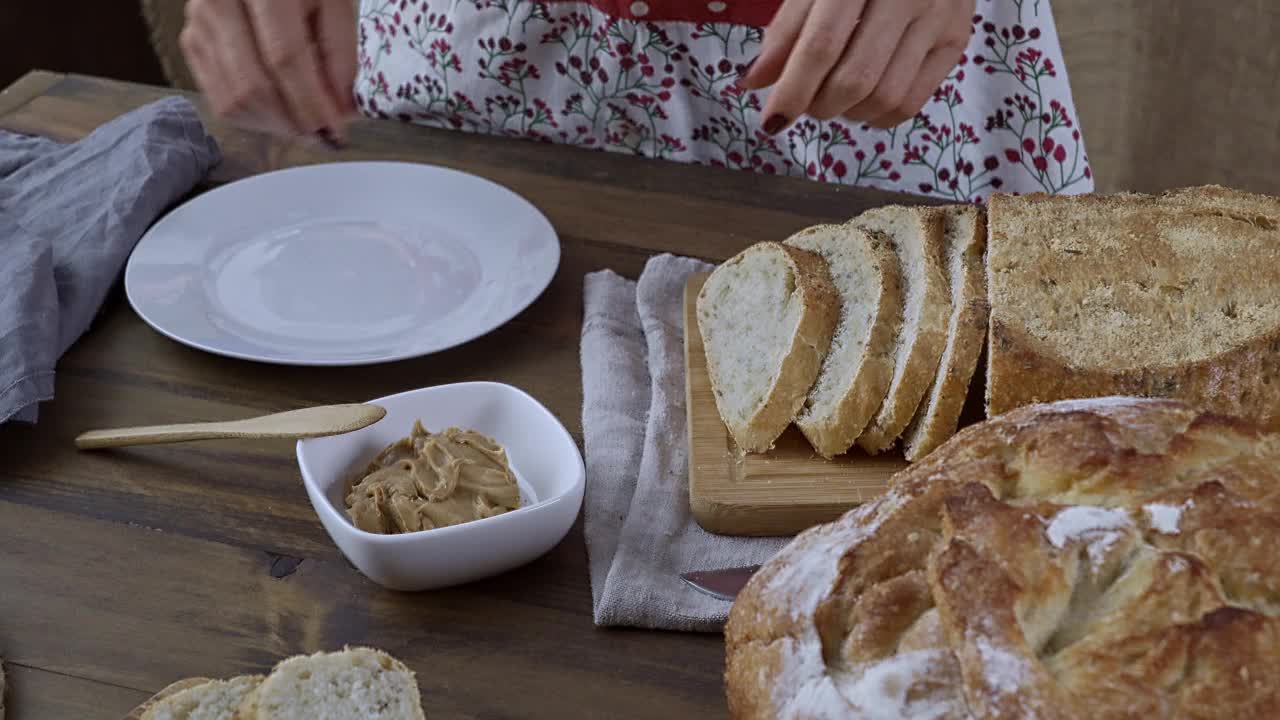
[125,678,210,719]
[685,273,908,536]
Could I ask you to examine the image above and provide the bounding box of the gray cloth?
[1,97,220,423]
[581,254,788,632]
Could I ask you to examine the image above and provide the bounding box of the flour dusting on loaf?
[729,491,914,718]
[767,636,850,718]
[726,396,1280,719]
[972,637,1029,697]
[1044,505,1133,565]
[1143,501,1188,534]
[762,490,906,619]
[833,651,954,720]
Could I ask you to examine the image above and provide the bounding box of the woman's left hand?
[738,0,976,134]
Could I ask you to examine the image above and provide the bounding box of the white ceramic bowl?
[297,382,584,590]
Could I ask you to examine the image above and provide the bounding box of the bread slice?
[902,206,989,461]
[142,676,262,720]
[696,242,840,452]
[784,224,904,456]
[986,185,1280,430]
[234,647,424,720]
[851,206,951,454]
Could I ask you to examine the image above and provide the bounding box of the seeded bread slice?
[902,205,989,461]
[696,242,840,453]
[141,676,263,720]
[784,224,904,457]
[986,185,1280,429]
[852,206,951,454]
[234,647,424,720]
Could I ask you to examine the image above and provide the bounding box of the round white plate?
[125,162,559,365]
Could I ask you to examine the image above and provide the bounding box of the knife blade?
[679,565,760,601]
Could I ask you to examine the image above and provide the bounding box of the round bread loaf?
[726,397,1280,719]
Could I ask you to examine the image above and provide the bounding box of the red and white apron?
[355,0,1093,202]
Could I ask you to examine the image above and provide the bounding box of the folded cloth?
[0,97,221,423]
[581,254,788,632]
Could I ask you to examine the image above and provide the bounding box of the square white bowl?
[297,382,585,590]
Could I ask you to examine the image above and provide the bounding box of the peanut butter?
[345,422,520,534]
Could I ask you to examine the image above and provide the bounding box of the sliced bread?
[851,206,951,454]
[901,205,989,461]
[986,185,1280,429]
[234,647,424,720]
[142,676,262,720]
[696,241,840,452]
[784,224,904,457]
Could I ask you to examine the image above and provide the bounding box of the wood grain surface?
[0,71,928,719]
[683,274,907,536]
[2,664,150,720]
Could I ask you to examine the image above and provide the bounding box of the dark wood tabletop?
[0,70,922,720]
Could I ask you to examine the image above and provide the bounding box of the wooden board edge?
[693,499,857,536]
[0,71,65,118]
[125,677,212,720]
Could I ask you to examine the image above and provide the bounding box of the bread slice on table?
[142,676,262,720]
[696,241,840,453]
[902,205,989,461]
[234,647,424,720]
[784,224,904,457]
[986,185,1280,430]
[850,206,951,454]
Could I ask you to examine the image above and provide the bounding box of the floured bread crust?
[726,397,1280,719]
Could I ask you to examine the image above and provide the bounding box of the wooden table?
[0,71,918,719]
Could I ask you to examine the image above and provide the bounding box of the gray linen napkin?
[581,254,789,632]
[0,96,221,423]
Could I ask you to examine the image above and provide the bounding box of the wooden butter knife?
[75,403,386,450]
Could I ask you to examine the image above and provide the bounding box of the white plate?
[124,162,559,365]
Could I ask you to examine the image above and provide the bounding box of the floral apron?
[356,0,1093,202]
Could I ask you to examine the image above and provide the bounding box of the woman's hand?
[180,0,358,141]
[738,0,975,133]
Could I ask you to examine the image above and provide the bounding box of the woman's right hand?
[180,0,358,141]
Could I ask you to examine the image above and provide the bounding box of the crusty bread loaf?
[851,206,951,454]
[696,242,840,452]
[784,224,904,457]
[726,397,1280,719]
[902,206,988,461]
[235,647,424,720]
[987,185,1280,430]
[142,676,262,720]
